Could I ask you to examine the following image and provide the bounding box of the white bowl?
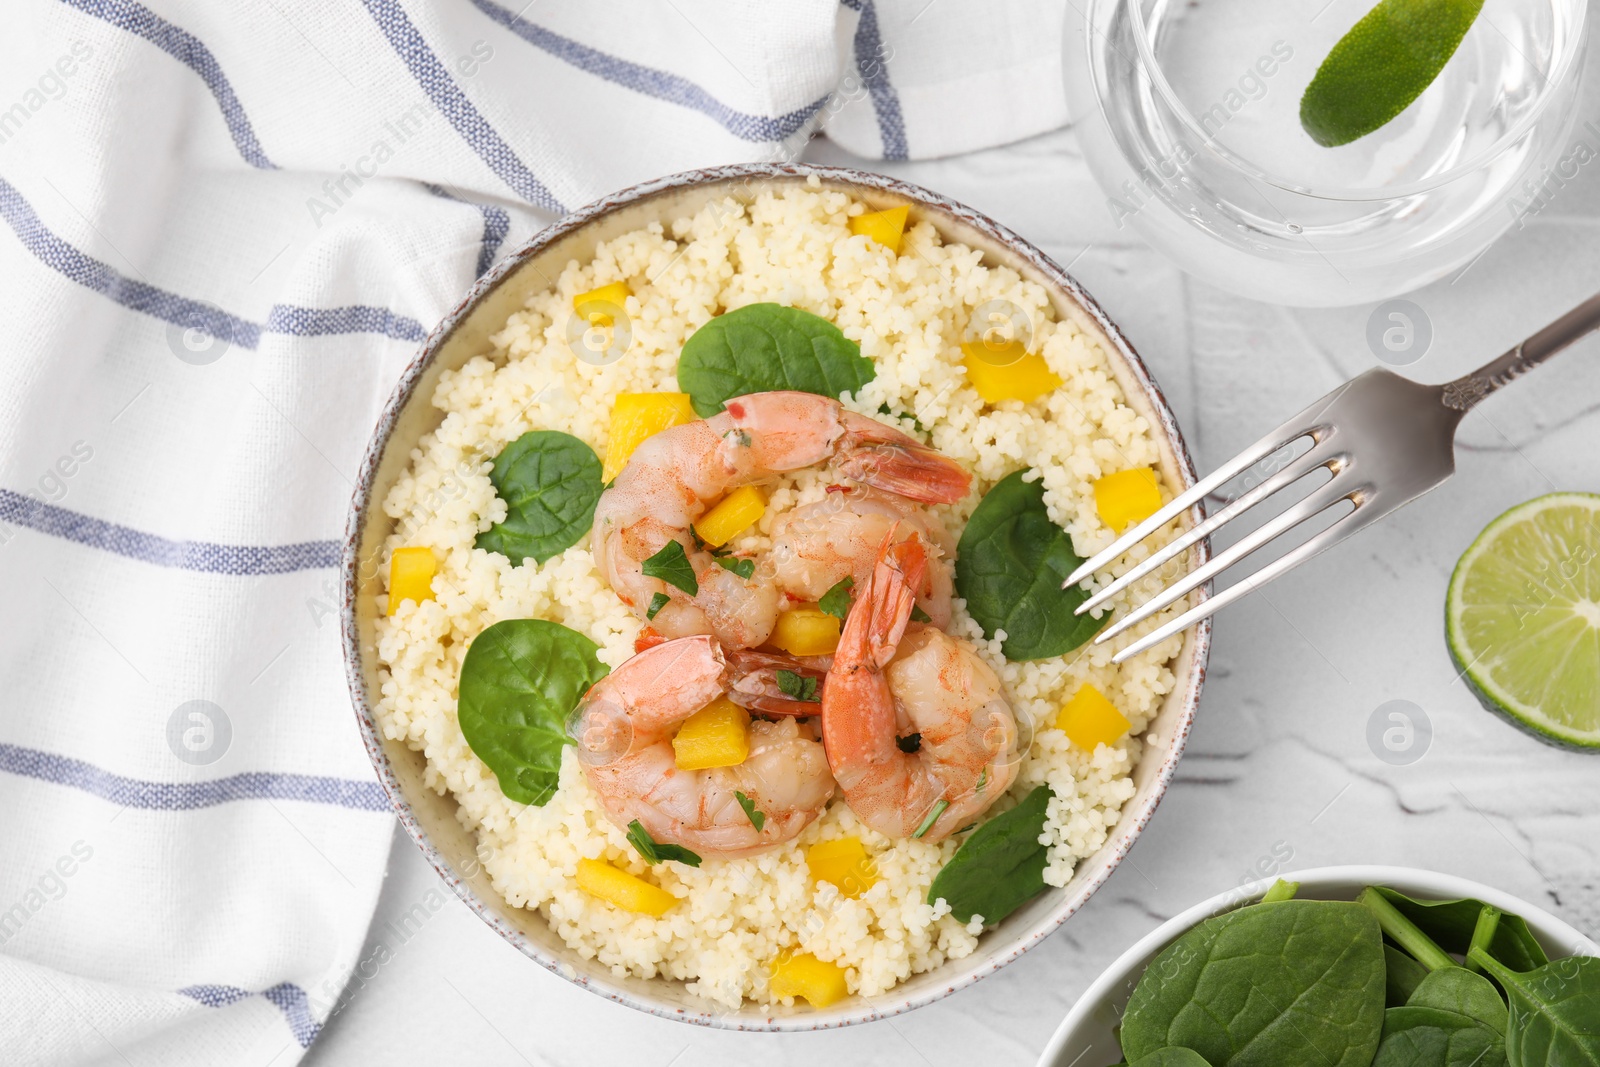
[341,163,1211,1030]
[1038,864,1600,1067]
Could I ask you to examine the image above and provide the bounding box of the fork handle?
[1441,291,1600,410]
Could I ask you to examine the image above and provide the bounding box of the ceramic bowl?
[341,163,1211,1030]
[1038,864,1600,1066]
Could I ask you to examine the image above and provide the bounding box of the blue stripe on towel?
[0,489,341,575]
[841,0,907,160]
[60,0,277,170]
[181,983,321,1048]
[0,176,426,346]
[423,183,510,277]
[0,743,392,813]
[467,0,828,143]
[360,0,565,213]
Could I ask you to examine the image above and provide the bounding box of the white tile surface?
[304,89,1600,1067]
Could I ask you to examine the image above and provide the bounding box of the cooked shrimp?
[822,532,1020,842]
[592,391,970,649]
[770,487,956,628]
[569,635,835,858]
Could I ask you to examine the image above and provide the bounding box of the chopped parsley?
[776,669,820,702]
[626,819,702,867]
[912,799,949,839]
[640,540,698,595]
[818,576,855,620]
[715,555,756,580]
[734,791,766,832]
[645,592,671,620]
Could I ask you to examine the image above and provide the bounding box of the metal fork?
[1068,292,1600,664]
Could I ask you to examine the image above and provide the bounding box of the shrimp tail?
[724,648,828,717]
[849,529,927,671]
[836,416,971,504]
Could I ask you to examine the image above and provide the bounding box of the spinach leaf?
[734,791,765,832]
[926,785,1051,924]
[1130,1050,1214,1067]
[714,554,755,580]
[457,619,610,806]
[1120,899,1386,1067]
[641,540,698,595]
[676,303,875,417]
[1372,1007,1506,1067]
[1408,968,1508,1036]
[818,576,854,619]
[1387,944,1432,1007]
[1373,888,1549,972]
[1471,949,1600,1067]
[955,471,1104,660]
[626,819,702,867]
[776,669,819,702]
[475,431,603,565]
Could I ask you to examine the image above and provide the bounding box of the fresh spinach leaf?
[714,554,755,580]
[626,819,702,867]
[776,669,819,702]
[734,791,765,832]
[1373,1006,1506,1067]
[955,470,1103,660]
[926,785,1051,924]
[818,576,855,619]
[1120,900,1386,1067]
[641,540,698,595]
[676,303,875,417]
[457,619,610,806]
[475,431,603,565]
[1374,888,1549,972]
[1129,1050,1214,1067]
[1471,949,1600,1067]
[1387,944,1432,1007]
[1408,968,1508,1036]
[645,591,671,620]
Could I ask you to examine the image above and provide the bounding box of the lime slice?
[1446,493,1600,750]
[1300,0,1485,148]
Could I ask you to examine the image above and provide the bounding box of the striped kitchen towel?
[0,0,1067,1061]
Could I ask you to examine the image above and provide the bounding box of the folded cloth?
[0,0,1067,1060]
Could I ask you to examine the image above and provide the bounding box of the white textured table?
[305,72,1600,1067]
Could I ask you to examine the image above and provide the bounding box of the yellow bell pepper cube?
[770,607,841,657]
[1056,684,1132,752]
[602,392,696,483]
[573,281,630,327]
[848,205,909,254]
[806,837,878,899]
[1093,467,1162,532]
[574,858,678,916]
[961,341,1064,404]
[387,546,437,615]
[672,697,750,770]
[693,485,766,548]
[769,952,850,1008]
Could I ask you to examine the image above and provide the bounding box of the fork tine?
[1064,380,1356,588]
[1093,471,1362,646]
[1074,434,1344,617]
[1109,501,1384,663]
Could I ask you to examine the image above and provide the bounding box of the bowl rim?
[1036,863,1600,1067]
[340,161,1212,1031]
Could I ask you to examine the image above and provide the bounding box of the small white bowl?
[1038,864,1600,1067]
[342,164,1211,1030]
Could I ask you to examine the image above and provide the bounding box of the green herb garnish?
[641,540,698,595]
[818,576,855,620]
[625,820,702,867]
[734,791,766,832]
[776,669,819,703]
[910,603,932,624]
[912,799,948,839]
[714,555,756,580]
[457,619,610,806]
[645,592,670,620]
[677,303,875,417]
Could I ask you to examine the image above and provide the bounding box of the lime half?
[1446,493,1600,750]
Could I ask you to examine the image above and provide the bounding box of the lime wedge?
[1300,0,1485,147]
[1446,493,1600,750]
